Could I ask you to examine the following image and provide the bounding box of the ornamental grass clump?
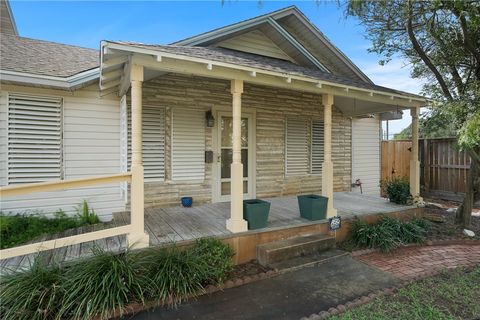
[349,216,430,253]
[59,247,147,320]
[0,257,63,320]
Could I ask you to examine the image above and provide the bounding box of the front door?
[214,112,254,202]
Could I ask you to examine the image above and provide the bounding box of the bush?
[141,246,206,306]
[0,257,63,320]
[60,247,146,319]
[0,238,236,318]
[381,176,411,204]
[191,238,235,285]
[349,216,430,252]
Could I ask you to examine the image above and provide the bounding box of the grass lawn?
[331,266,480,320]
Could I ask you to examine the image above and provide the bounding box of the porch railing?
[0,172,134,260]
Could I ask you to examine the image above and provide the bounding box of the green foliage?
[349,216,430,252]
[0,201,100,249]
[0,258,63,320]
[60,247,146,320]
[191,237,235,285]
[0,238,236,319]
[0,212,80,249]
[381,176,411,204]
[140,246,206,306]
[75,200,100,225]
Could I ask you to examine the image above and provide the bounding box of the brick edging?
[300,264,479,320]
[351,239,480,257]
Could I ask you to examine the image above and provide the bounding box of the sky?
[9,0,426,136]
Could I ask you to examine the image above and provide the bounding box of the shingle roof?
[1,34,99,77]
[111,41,423,99]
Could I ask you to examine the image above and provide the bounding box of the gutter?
[0,68,100,90]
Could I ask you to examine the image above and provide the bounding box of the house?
[0,1,425,250]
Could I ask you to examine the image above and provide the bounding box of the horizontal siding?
[352,118,381,195]
[0,87,124,220]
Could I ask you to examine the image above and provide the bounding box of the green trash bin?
[243,199,271,230]
[297,194,328,221]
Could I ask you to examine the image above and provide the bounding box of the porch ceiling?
[99,41,428,110]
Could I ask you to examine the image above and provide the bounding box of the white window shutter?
[311,120,324,174]
[127,105,165,181]
[285,117,309,176]
[7,93,63,184]
[172,109,205,181]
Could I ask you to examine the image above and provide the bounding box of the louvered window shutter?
[285,118,309,176]
[311,120,325,174]
[7,94,63,184]
[172,109,205,181]
[127,105,165,181]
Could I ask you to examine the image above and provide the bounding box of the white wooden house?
[0,0,425,240]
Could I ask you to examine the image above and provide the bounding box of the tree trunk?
[456,153,480,228]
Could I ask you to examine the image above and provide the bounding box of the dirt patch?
[227,259,272,279]
[424,207,480,241]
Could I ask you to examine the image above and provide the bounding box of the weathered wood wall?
[137,73,352,208]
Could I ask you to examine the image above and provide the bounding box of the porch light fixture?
[207,63,213,70]
[206,110,215,127]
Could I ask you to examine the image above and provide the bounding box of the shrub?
[0,257,63,320]
[140,246,206,306]
[381,176,411,204]
[190,238,235,285]
[60,247,146,320]
[349,216,430,252]
[76,200,100,225]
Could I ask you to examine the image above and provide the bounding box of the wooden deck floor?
[0,192,414,272]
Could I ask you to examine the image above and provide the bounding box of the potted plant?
[243,199,271,230]
[297,194,328,221]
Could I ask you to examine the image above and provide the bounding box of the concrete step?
[269,249,350,273]
[256,233,335,266]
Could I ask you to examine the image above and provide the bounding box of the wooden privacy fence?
[381,138,471,201]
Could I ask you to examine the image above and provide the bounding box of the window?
[171,108,205,181]
[7,93,63,184]
[127,105,165,181]
[285,118,309,176]
[311,120,324,174]
[285,117,325,176]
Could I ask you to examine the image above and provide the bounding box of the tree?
[393,112,457,140]
[345,0,480,227]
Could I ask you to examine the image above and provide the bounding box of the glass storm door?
[216,113,253,202]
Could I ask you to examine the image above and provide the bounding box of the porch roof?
[100,40,428,114]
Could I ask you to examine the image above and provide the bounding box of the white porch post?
[127,64,149,248]
[226,79,248,233]
[322,93,337,218]
[410,107,421,198]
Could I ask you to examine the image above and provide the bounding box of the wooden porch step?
[256,233,335,266]
[269,249,349,273]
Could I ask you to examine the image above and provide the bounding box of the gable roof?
[106,41,422,99]
[0,0,18,35]
[173,6,373,84]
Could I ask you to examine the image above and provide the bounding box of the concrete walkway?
[127,255,399,320]
[357,244,480,280]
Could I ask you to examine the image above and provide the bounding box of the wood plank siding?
[136,73,352,208]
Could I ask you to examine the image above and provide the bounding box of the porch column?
[127,64,149,248]
[322,93,337,218]
[410,107,421,198]
[226,79,248,233]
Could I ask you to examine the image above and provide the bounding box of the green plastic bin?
[243,199,271,230]
[297,194,328,221]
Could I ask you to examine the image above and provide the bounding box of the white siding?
[352,117,381,195]
[172,108,205,181]
[215,30,295,62]
[0,86,124,220]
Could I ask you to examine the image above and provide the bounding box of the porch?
[0,192,418,272]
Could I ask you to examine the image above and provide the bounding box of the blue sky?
[9,0,424,135]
